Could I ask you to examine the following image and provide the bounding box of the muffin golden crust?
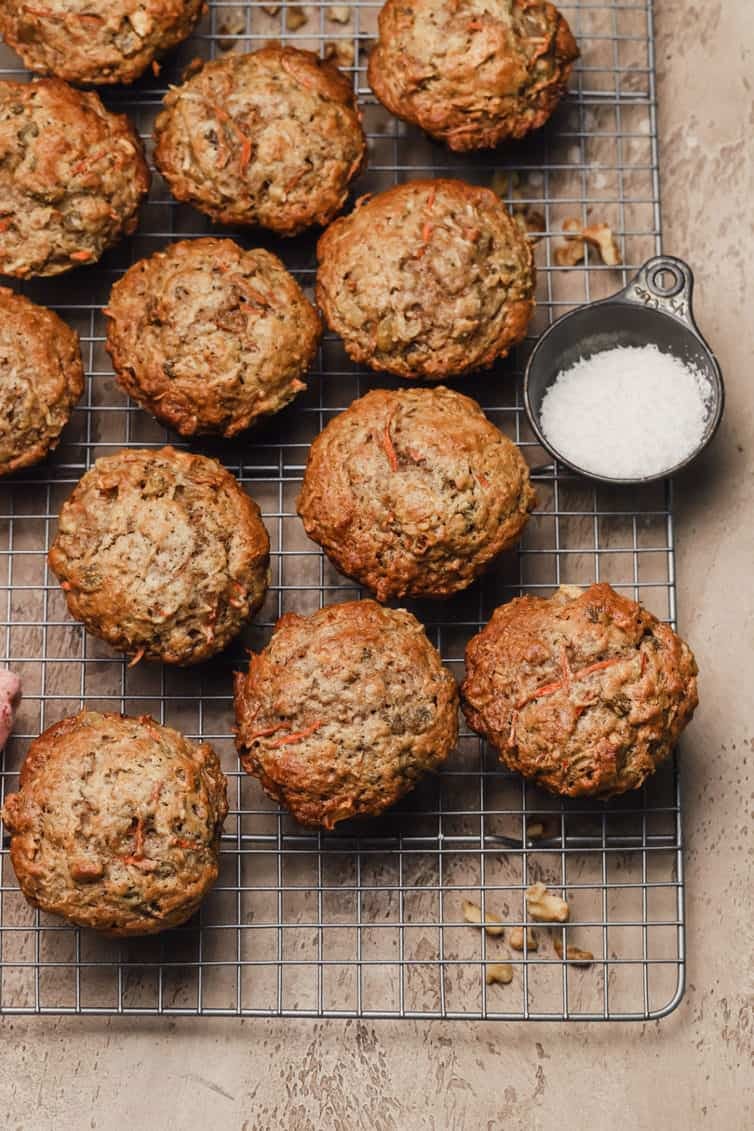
[153,47,366,236]
[316,179,535,380]
[48,446,270,665]
[368,0,579,152]
[0,0,205,86]
[105,238,322,438]
[298,387,536,600]
[2,710,228,936]
[234,600,458,829]
[0,79,150,278]
[0,287,84,476]
[462,584,698,798]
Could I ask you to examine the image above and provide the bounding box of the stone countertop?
[0,3,752,1127]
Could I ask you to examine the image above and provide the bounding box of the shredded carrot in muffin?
[270,720,323,746]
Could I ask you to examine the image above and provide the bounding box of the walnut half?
[525,882,570,923]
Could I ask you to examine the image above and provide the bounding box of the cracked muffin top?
[153,46,367,235]
[0,0,205,86]
[48,446,270,665]
[234,600,459,829]
[105,237,322,438]
[0,78,150,278]
[462,583,698,798]
[0,286,84,476]
[2,710,228,936]
[315,179,535,380]
[368,0,579,151]
[298,387,536,600]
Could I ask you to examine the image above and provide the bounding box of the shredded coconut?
[539,344,712,478]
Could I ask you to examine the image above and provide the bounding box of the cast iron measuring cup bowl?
[523,255,724,484]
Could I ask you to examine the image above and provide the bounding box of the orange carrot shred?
[422,221,434,243]
[575,656,622,679]
[426,187,436,209]
[0,219,9,233]
[270,720,323,747]
[127,647,145,669]
[70,250,93,262]
[60,580,72,591]
[467,19,484,30]
[239,137,252,174]
[476,472,490,489]
[517,679,563,709]
[246,723,292,742]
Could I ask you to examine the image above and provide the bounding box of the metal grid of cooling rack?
[0,0,686,1020]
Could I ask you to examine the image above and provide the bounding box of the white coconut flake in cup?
[539,344,712,479]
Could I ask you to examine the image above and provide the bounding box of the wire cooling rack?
[0,1,685,1020]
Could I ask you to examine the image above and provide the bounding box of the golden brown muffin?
[234,600,458,829]
[316,179,535,380]
[104,238,322,438]
[0,0,205,86]
[2,710,228,936]
[48,446,270,665]
[0,287,84,476]
[0,79,150,278]
[462,584,699,798]
[153,46,366,236]
[298,387,536,600]
[368,0,579,152]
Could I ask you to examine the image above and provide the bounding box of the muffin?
[48,446,270,665]
[0,0,205,86]
[153,46,366,236]
[1,710,228,936]
[316,179,535,380]
[368,0,579,152]
[234,600,458,829]
[298,387,536,600]
[105,238,322,438]
[462,583,699,798]
[0,78,150,278]
[0,287,84,476]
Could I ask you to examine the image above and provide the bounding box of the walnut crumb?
[285,6,308,30]
[327,5,352,23]
[525,882,570,923]
[462,899,505,937]
[486,962,514,986]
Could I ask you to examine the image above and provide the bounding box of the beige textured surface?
[0,2,752,1126]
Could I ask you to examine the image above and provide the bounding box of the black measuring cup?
[523,255,725,484]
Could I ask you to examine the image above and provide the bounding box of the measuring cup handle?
[619,255,696,328]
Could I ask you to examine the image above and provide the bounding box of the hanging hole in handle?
[648,263,684,298]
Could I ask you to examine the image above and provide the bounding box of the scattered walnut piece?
[525,882,570,923]
[526,820,545,840]
[327,4,351,21]
[285,6,308,30]
[513,208,546,244]
[261,3,280,14]
[217,9,245,51]
[462,899,505,938]
[555,216,622,267]
[486,962,514,986]
[324,40,355,67]
[582,223,622,267]
[509,926,538,952]
[553,935,594,965]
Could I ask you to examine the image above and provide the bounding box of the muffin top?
[48,446,270,665]
[234,600,459,829]
[316,179,535,380]
[462,584,699,798]
[105,238,322,438]
[368,0,579,151]
[0,0,205,86]
[0,79,150,278]
[2,710,228,936]
[0,287,84,476]
[298,387,536,600]
[154,46,366,235]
